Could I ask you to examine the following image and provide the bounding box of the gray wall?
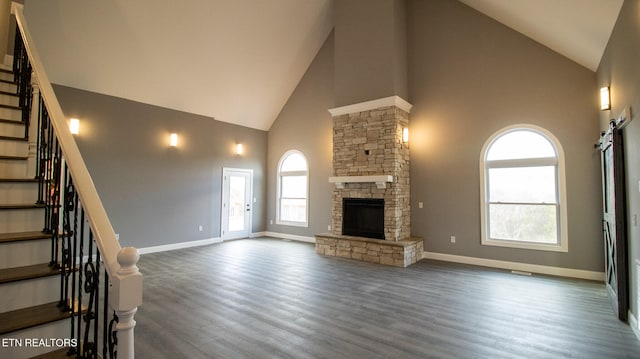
[266,31,334,237]
[408,0,602,271]
[53,85,267,249]
[268,0,603,272]
[597,0,640,322]
[334,0,407,106]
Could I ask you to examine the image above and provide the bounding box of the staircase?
[0,66,73,358]
[0,3,143,358]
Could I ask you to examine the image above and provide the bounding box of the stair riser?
[0,320,73,359]
[0,81,16,93]
[0,94,18,107]
[0,182,38,203]
[0,106,20,122]
[0,121,25,137]
[0,276,59,312]
[0,139,28,157]
[0,160,27,178]
[0,239,50,270]
[0,72,13,82]
[0,208,44,234]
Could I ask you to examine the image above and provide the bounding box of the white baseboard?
[264,231,316,243]
[250,231,266,238]
[423,251,605,281]
[138,237,222,255]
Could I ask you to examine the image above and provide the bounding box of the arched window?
[480,125,568,252]
[277,150,309,227]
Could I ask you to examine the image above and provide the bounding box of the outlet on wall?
[198,225,203,232]
[450,235,456,244]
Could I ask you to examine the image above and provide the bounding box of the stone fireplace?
[315,96,423,267]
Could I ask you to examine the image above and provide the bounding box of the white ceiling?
[25,0,334,131]
[25,0,622,131]
[459,0,623,71]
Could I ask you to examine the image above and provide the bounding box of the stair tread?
[0,134,27,141]
[0,177,38,182]
[0,103,20,110]
[0,154,28,160]
[0,89,18,97]
[31,348,90,359]
[0,117,22,125]
[0,301,73,335]
[0,203,46,210]
[0,263,61,284]
[0,231,52,243]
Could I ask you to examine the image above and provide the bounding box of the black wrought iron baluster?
[35,96,45,201]
[103,268,110,359]
[82,225,98,359]
[49,141,62,267]
[108,311,119,359]
[59,170,74,309]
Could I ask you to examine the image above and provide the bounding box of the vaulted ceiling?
[24,0,623,131]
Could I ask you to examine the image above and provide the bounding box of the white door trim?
[221,168,253,240]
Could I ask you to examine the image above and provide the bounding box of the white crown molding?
[329,95,413,117]
[423,251,605,281]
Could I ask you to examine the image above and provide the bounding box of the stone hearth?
[315,96,421,267]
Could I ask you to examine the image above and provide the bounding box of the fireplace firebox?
[342,198,384,239]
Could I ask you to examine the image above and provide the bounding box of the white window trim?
[276,150,309,227]
[479,124,568,252]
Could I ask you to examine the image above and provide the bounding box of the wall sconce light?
[236,143,243,155]
[69,118,80,135]
[402,127,409,143]
[600,86,611,111]
[169,133,178,147]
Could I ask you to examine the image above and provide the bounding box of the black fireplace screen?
[342,198,384,239]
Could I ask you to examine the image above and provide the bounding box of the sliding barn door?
[599,122,629,322]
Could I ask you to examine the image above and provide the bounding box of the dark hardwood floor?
[135,238,640,358]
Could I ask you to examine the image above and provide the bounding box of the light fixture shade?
[600,86,611,111]
[402,127,409,143]
[169,133,178,147]
[236,143,243,155]
[69,118,80,135]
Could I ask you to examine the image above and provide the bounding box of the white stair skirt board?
[264,231,316,243]
[423,251,605,281]
[0,208,44,233]
[0,276,60,312]
[0,320,74,359]
[0,181,38,203]
[0,140,28,157]
[0,239,50,270]
[0,121,24,137]
[0,82,16,93]
[0,107,21,122]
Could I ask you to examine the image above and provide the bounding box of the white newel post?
[110,246,143,359]
[26,70,39,178]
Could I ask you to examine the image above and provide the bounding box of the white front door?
[221,168,253,240]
